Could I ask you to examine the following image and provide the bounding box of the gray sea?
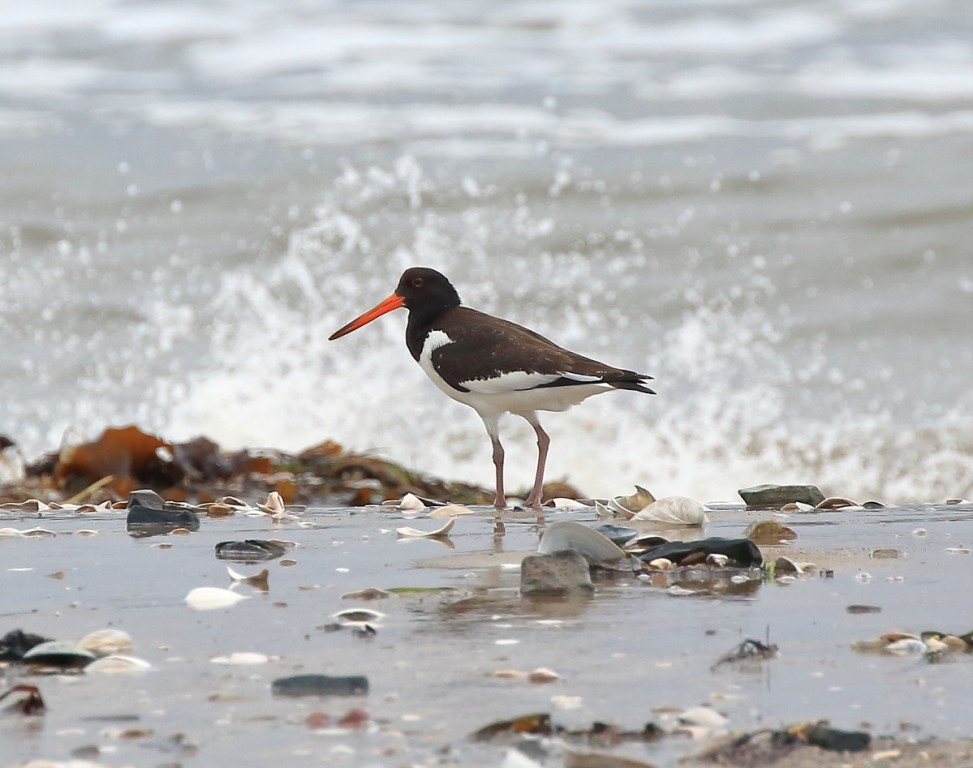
[1,0,971,502]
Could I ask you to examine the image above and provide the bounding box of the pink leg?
[491,434,507,510]
[522,417,550,510]
[482,416,507,510]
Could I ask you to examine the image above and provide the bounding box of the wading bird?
[329,267,654,510]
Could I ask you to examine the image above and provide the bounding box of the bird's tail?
[607,374,656,395]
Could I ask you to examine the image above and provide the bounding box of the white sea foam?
[158,160,973,503]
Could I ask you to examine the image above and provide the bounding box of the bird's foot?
[522,492,544,510]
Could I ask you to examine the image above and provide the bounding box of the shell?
[211,652,270,665]
[608,485,656,517]
[386,493,426,512]
[815,496,860,510]
[78,629,134,657]
[594,500,617,519]
[429,504,475,519]
[23,640,95,669]
[184,587,250,610]
[537,521,629,562]
[86,655,152,674]
[545,498,588,510]
[396,517,455,538]
[332,608,385,625]
[632,496,708,526]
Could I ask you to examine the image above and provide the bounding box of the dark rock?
[126,490,200,534]
[520,549,594,596]
[593,524,638,546]
[637,537,763,567]
[215,539,289,562]
[0,629,51,662]
[738,483,825,507]
[271,674,369,697]
[805,724,871,752]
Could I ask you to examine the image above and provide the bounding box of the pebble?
[520,550,594,596]
[738,484,825,507]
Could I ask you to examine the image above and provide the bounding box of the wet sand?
[1,501,971,767]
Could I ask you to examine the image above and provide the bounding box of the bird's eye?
[412,277,424,288]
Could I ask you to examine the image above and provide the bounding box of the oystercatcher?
[329,267,655,510]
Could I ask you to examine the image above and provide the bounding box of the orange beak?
[328,292,406,340]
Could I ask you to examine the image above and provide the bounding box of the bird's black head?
[328,266,461,342]
[395,267,461,312]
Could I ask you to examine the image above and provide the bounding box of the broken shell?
[20,528,57,537]
[815,496,859,510]
[383,493,426,512]
[0,499,51,512]
[257,491,297,520]
[647,558,674,570]
[185,587,250,610]
[226,566,270,590]
[594,500,620,519]
[780,501,815,512]
[429,504,475,519]
[396,517,455,538]
[608,485,656,517]
[706,553,729,567]
[632,496,708,526]
[774,556,815,574]
[526,667,560,684]
[78,629,133,658]
[332,608,385,625]
[85,655,152,674]
[545,498,588,510]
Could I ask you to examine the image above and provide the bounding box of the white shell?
[546,498,588,510]
[86,655,152,674]
[429,504,475,519]
[385,493,426,512]
[185,587,250,610]
[211,652,270,665]
[256,491,297,520]
[536,521,628,561]
[78,629,134,657]
[396,517,456,538]
[607,485,655,517]
[632,496,708,526]
[678,706,728,729]
[594,500,616,519]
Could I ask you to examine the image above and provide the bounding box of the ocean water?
[0,0,970,502]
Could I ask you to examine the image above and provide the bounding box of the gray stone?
[520,549,594,596]
[738,483,825,507]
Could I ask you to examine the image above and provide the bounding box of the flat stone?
[520,549,594,596]
[738,483,825,507]
[271,674,369,697]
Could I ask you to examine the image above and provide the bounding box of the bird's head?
[328,267,460,340]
